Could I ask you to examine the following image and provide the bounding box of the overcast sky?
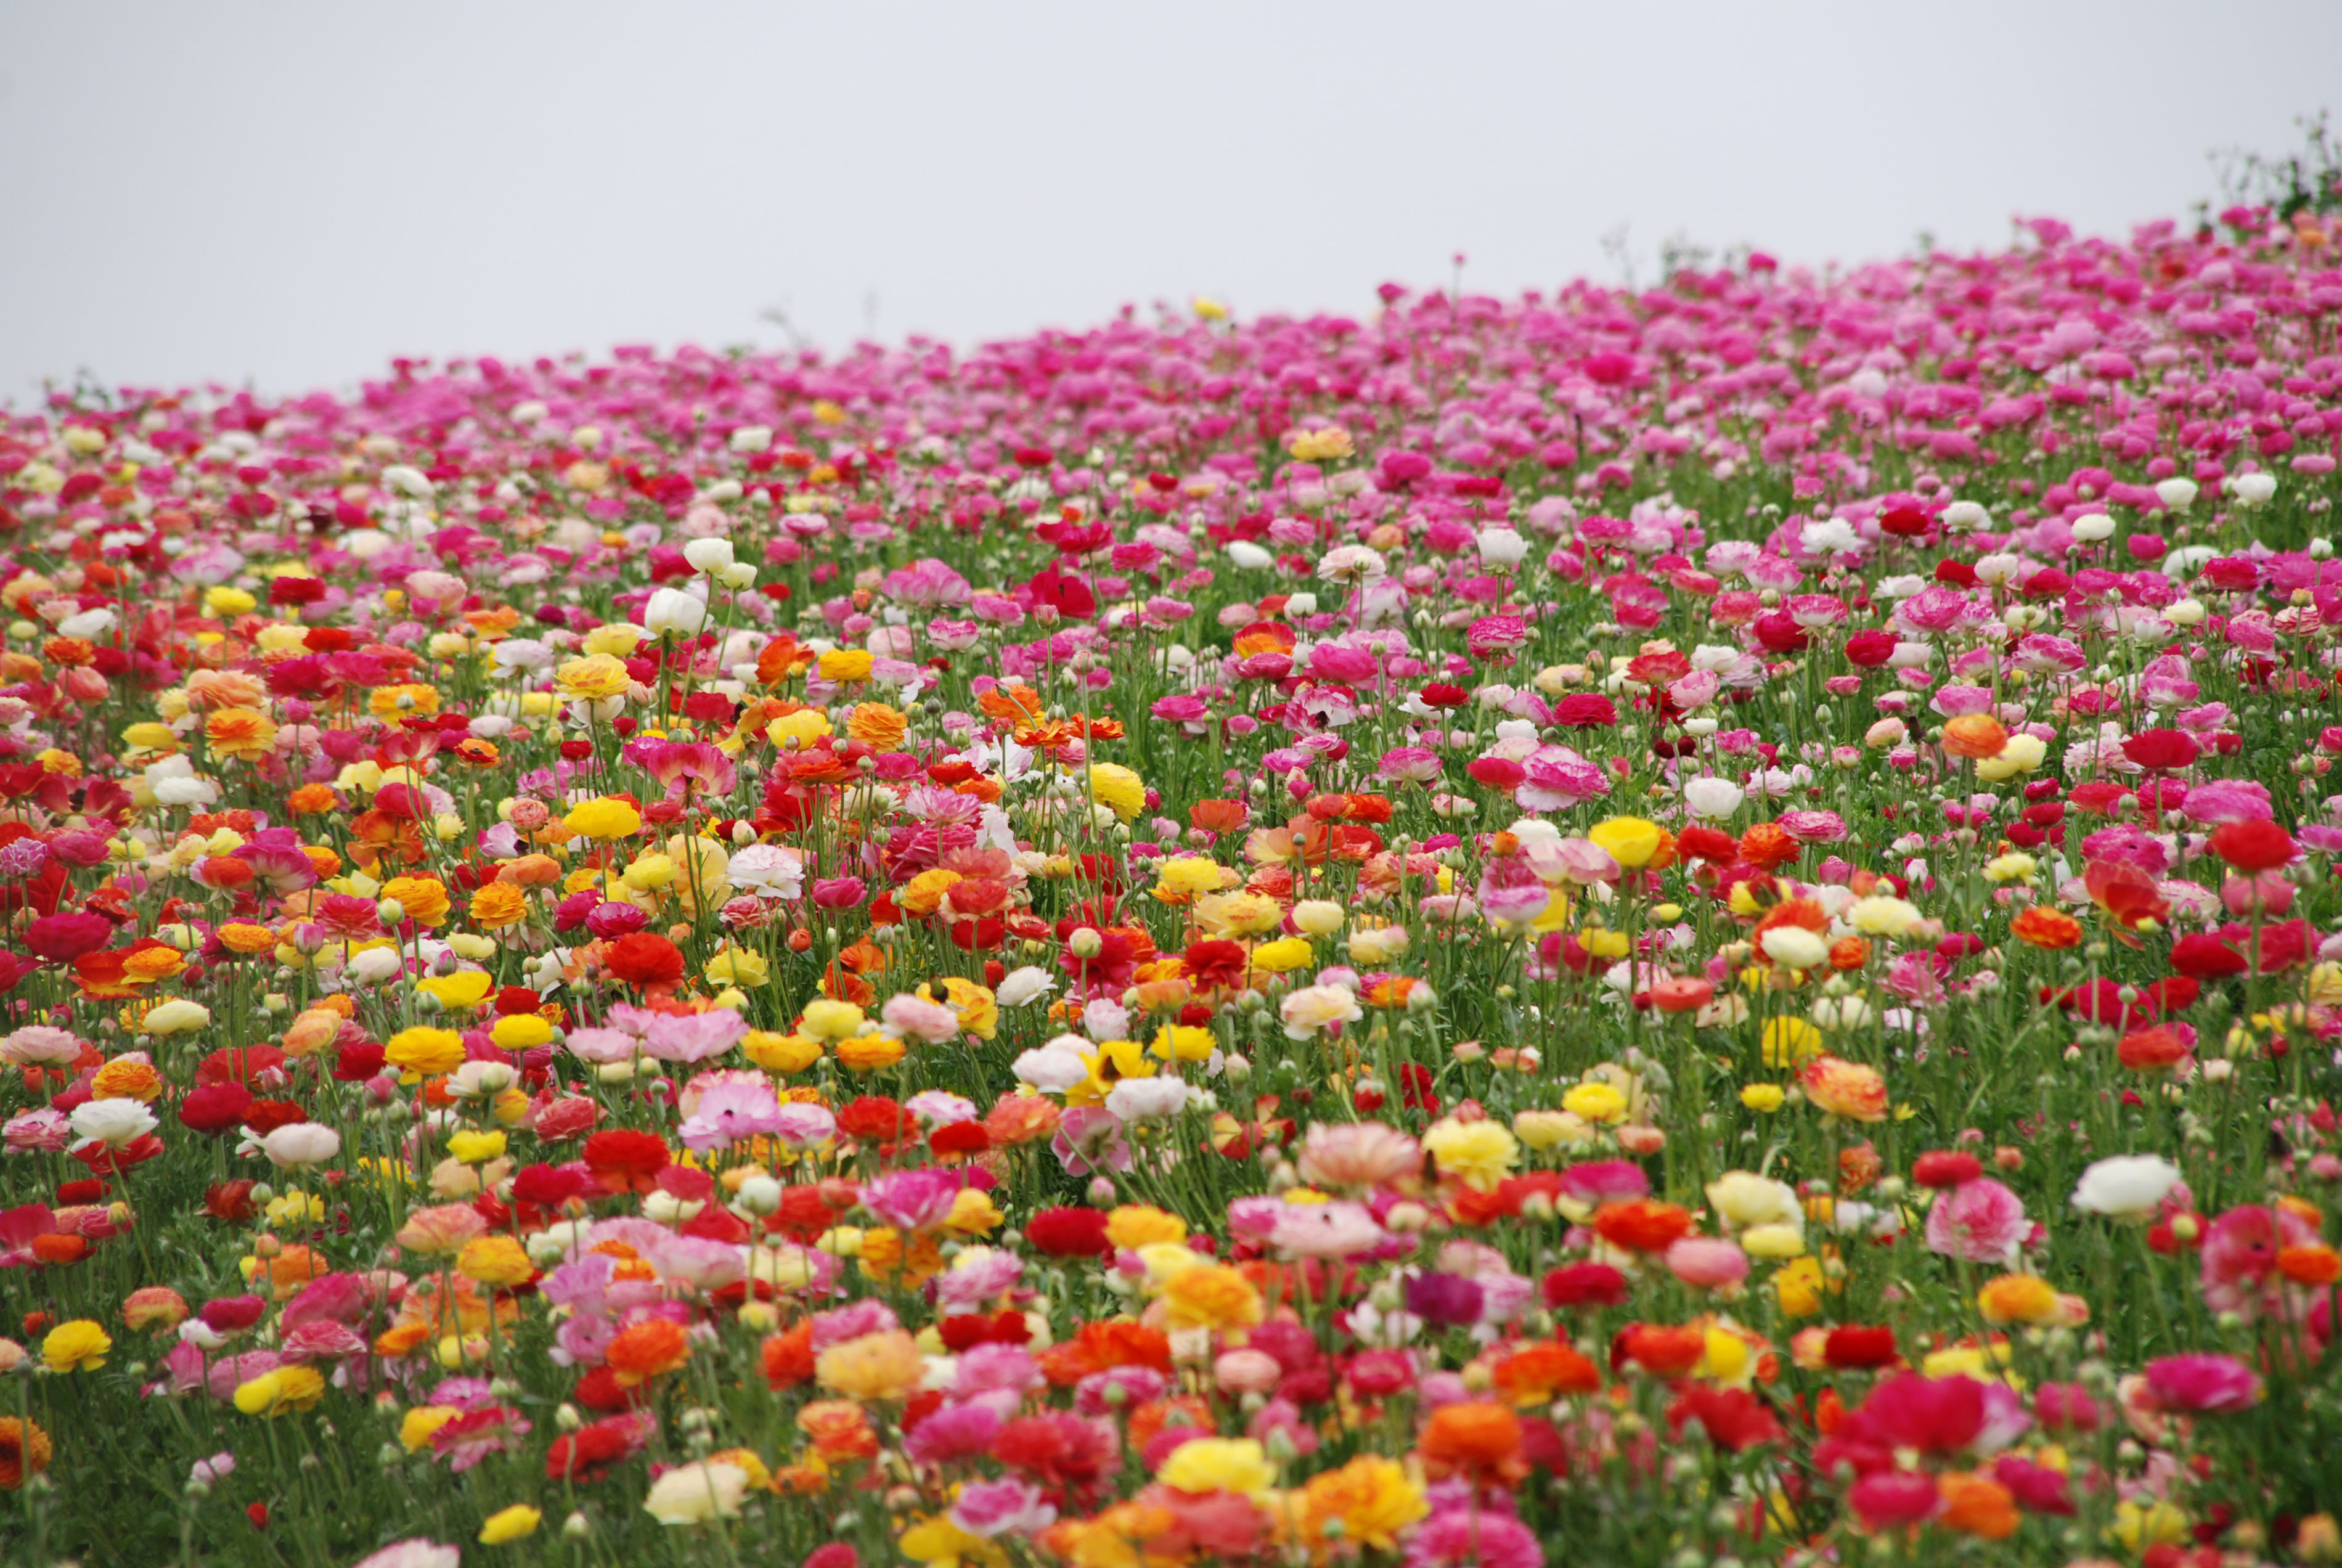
[3,1,2337,402]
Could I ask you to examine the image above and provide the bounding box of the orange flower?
[1490,1341,1601,1405]
[1937,1472,2019,1538]
[469,882,528,930]
[1737,822,1797,870]
[90,1060,163,1103]
[1799,1055,1888,1122]
[761,1323,815,1389]
[605,1318,692,1386]
[287,783,341,815]
[1940,714,2009,760]
[203,707,278,761]
[814,1329,923,1402]
[796,1399,878,1463]
[1592,1199,1695,1254]
[0,1416,52,1490]
[2010,906,2081,949]
[1620,1323,1707,1377]
[1418,1402,1526,1487]
[1828,936,1870,970]
[2280,1244,2342,1287]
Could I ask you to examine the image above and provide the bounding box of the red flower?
[834,1095,912,1145]
[2169,933,2248,979]
[241,1099,309,1137]
[2208,818,2296,872]
[2121,729,2200,770]
[581,1129,671,1191]
[1024,1206,1112,1257]
[1668,1386,1783,1451]
[603,933,684,988]
[176,1082,253,1137]
[23,912,112,964]
[544,1416,647,1482]
[1912,1151,1983,1189]
[1824,1325,1903,1370]
[1540,1261,1629,1309]
[1181,939,1249,992]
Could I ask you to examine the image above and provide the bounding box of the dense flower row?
[2,200,2342,1567]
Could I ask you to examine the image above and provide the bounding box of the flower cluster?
[2,197,2342,1567]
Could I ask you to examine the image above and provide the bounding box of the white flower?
[492,637,556,673]
[1941,500,1989,530]
[1011,1043,1090,1093]
[1083,998,1131,1042]
[643,587,709,637]
[2070,513,2115,543]
[261,1122,341,1169]
[2154,477,2199,511]
[1757,926,1829,971]
[995,965,1056,1008]
[727,844,804,900]
[729,425,773,454]
[1280,984,1363,1040]
[70,1098,158,1148]
[683,538,735,574]
[1475,528,1528,568]
[57,608,116,639]
[2232,472,2277,505]
[642,1461,748,1526]
[1104,1077,1189,1122]
[1227,541,1273,570]
[380,464,435,499]
[2070,1154,2182,1218]
[1682,777,1744,820]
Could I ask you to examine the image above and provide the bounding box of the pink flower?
[2144,1353,2261,1413]
[1663,1237,1750,1291]
[1924,1178,2030,1266]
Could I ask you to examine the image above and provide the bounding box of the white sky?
[3,1,2337,402]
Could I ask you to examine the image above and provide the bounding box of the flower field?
[3,201,2342,1568]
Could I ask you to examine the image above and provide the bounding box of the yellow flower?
[936,977,997,1041]
[555,655,632,700]
[41,1319,112,1373]
[946,1188,1002,1235]
[1157,1437,1275,1500]
[1299,1455,1427,1550]
[799,1000,866,1041]
[1759,1016,1822,1068]
[417,970,494,1010]
[401,1405,462,1450]
[1421,1117,1519,1192]
[1085,762,1146,822]
[817,648,875,684]
[447,1129,508,1164]
[490,1013,552,1050]
[743,1032,822,1073]
[456,1234,536,1290]
[1193,891,1284,937]
[1771,1255,1830,1317]
[386,1027,466,1077]
[478,1505,542,1545]
[1151,857,1226,903]
[815,1329,924,1401]
[1512,1109,1589,1151]
[767,708,834,749]
[1740,1083,1785,1113]
[565,797,642,840]
[1106,1204,1187,1249]
[234,1365,327,1416]
[1161,1265,1263,1333]
[1587,815,1664,869]
[899,1514,1003,1568]
[1148,1024,1215,1064]
[705,945,770,990]
[1561,1082,1626,1124]
[1248,936,1313,973]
